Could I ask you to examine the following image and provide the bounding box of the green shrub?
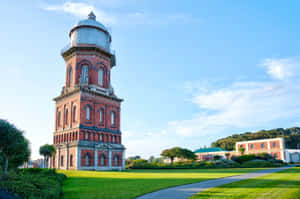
[241,160,277,168]
[0,168,66,199]
[232,155,256,164]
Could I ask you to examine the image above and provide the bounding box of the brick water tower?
[52,12,125,170]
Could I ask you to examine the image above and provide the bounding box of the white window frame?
[69,68,73,86]
[111,112,115,125]
[86,107,90,121]
[98,68,103,86]
[99,110,103,122]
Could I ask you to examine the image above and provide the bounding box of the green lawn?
[190,167,300,199]
[60,168,263,199]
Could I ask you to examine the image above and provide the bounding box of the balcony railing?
[61,43,115,56]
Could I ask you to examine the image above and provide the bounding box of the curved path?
[135,166,294,199]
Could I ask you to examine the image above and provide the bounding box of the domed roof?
[69,11,111,51]
[70,11,109,36]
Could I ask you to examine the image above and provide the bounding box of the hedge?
[126,157,286,169]
[0,168,66,199]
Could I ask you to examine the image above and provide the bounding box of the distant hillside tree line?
[212,127,300,151]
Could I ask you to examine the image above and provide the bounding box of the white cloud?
[122,57,300,158]
[166,58,300,138]
[261,57,300,80]
[43,2,116,25]
[42,1,199,26]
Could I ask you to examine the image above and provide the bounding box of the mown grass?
[190,167,300,199]
[60,168,263,199]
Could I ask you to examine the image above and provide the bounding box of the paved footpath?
[135,166,294,199]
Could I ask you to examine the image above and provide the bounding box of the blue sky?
[1,0,300,159]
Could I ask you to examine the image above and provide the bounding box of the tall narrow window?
[86,107,90,121]
[61,155,64,167]
[85,132,89,140]
[100,134,103,142]
[65,109,68,125]
[99,109,103,122]
[81,65,89,84]
[85,155,89,166]
[112,136,115,143]
[69,68,73,86]
[70,155,73,167]
[73,106,77,122]
[100,155,105,165]
[114,156,119,166]
[111,112,115,125]
[57,111,61,127]
[98,68,103,86]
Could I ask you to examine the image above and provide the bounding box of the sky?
[1,0,300,160]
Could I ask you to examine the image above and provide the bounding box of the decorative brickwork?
[52,12,125,170]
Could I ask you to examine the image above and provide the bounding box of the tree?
[225,153,230,160]
[0,119,30,175]
[161,147,196,164]
[213,155,222,160]
[179,148,197,160]
[238,146,245,155]
[148,156,155,163]
[212,127,300,150]
[39,144,56,168]
[126,155,141,165]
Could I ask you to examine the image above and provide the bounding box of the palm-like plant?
[39,144,56,168]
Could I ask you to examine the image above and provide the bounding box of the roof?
[70,11,109,36]
[194,147,228,153]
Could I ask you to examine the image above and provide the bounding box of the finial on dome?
[88,11,96,20]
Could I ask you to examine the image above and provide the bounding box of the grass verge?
[190,167,300,199]
[60,168,264,199]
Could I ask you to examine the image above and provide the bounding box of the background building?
[235,138,300,162]
[194,138,300,163]
[52,12,125,170]
[194,147,229,161]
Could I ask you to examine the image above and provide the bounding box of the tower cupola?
[69,11,111,52]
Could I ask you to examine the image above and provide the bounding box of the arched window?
[82,65,88,77]
[85,132,89,140]
[99,134,103,142]
[73,106,77,122]
[98,68,103,86]
[112,136,115,143]
[250,144,254,149]
[70,155,73,167]
[80,65,89,84]
[111,111,115,125]
[86,107,90,121]
[69,68,73,86]
[99,109,103,123]
[114,155,119,166]
[65,109,69,125]
[57,111,61,127]
[261,143,265,148]
[85,155,89,166]
[272,142,277,148]
[61,155,64,167]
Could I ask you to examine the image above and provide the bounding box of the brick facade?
[235,138,285,161]
[51,13,125,170]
